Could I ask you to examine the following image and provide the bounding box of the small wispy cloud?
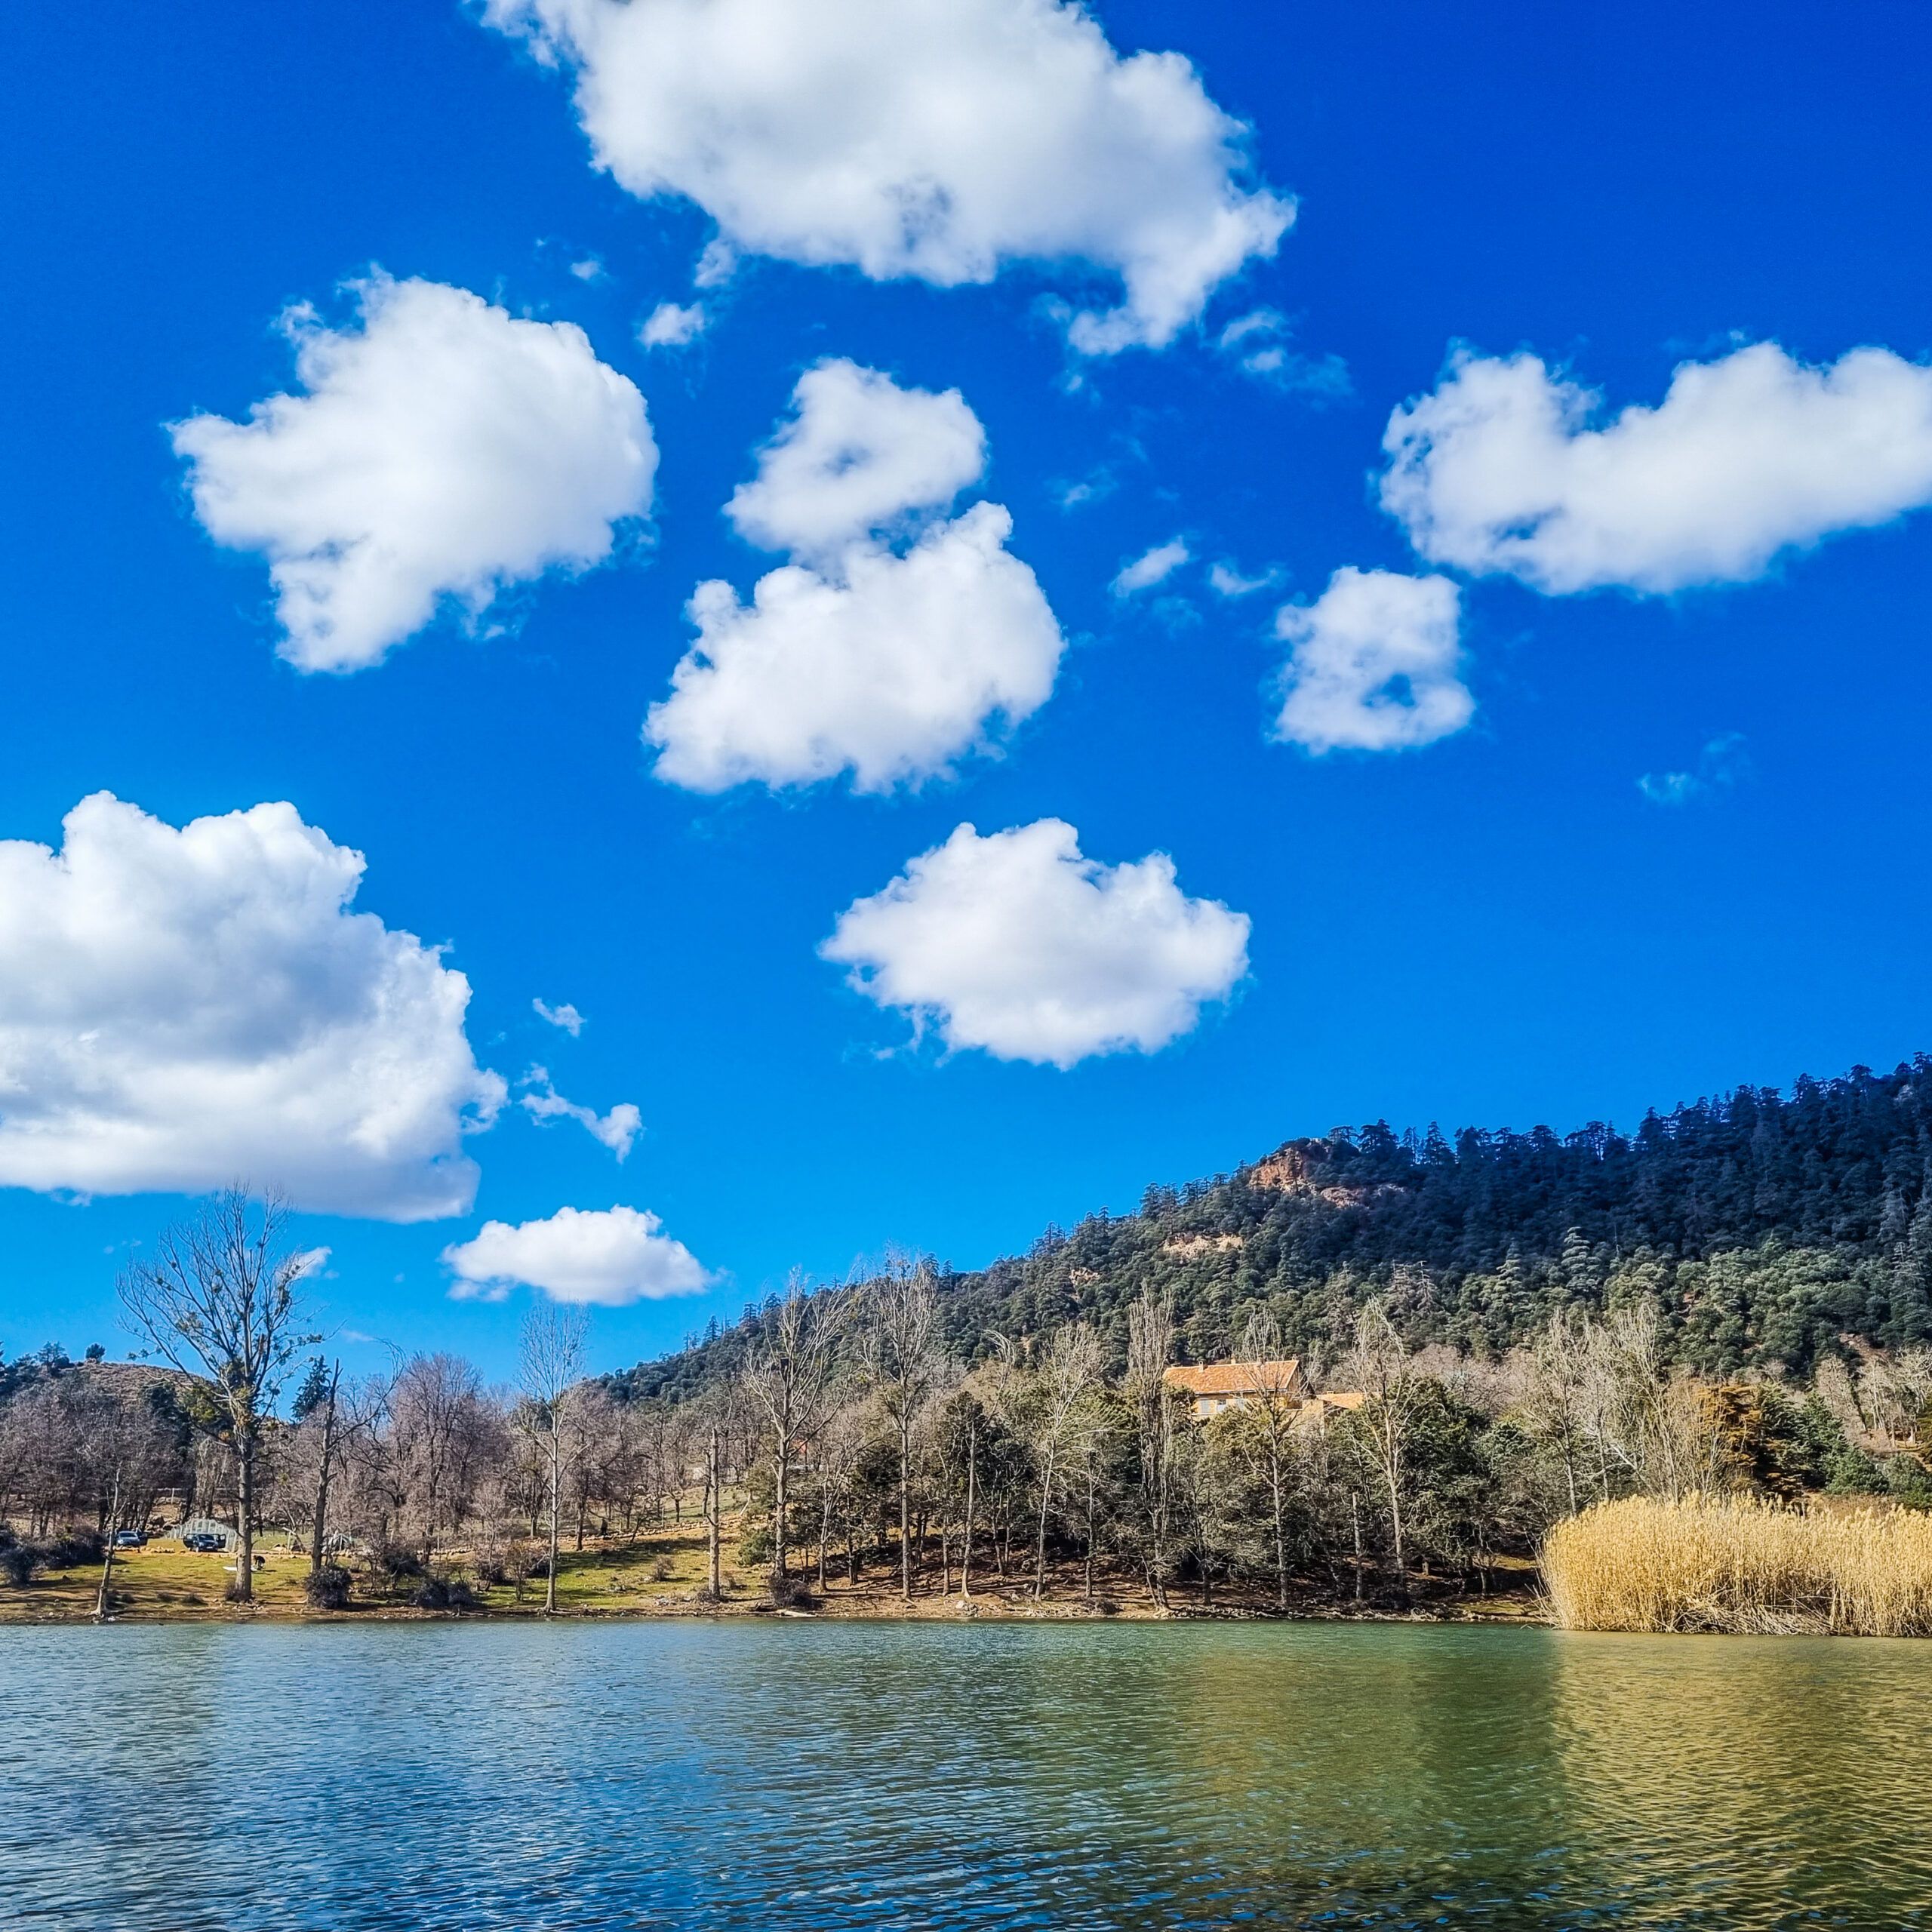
[1217,309,1352,401]
[694,238,737,289]
[1208,559,1285,599]
[517,1066,641,1159]
[1638,731,1751,805]
[1051,467,1116,512]
[1111,537,1191,598]
[569,257,606,283]
[533,997,585,1036]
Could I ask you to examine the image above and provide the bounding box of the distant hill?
[617,1056,1932,1402]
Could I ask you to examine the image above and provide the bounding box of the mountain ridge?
[614,1055,1932,1403]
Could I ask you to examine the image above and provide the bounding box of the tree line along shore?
[4,1176,1932,1635]
[7,1060,1932,1633]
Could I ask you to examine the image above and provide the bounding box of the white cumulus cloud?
[481,0,1291,353]
[639,300,706,348]
[646,365,1063,795]
[821,820,1250,1068]
[517,1066,641,1159]
[1111,537,1191,597]
[444,1204,709,1306]
[1272,568,1471,754]
[1380,341,1932,595]
[172,274,657,671]
[727,359,986,563]
[0,794,504,1219]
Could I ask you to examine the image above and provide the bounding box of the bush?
[0,1542,42,1589]
[368,1543,424,1597]
[303,1564,354,1610]
[41,1529,105,1571]
[768,1571,817,1609]
[412,1573,480,1613]
[647,1555,675,1583]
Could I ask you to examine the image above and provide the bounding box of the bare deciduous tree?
[1026,1322,1105,1600]
[1125,1287,1178,1606]
[862,1252,942,1601]
[1339,1299,1426,1589]
[740,1269,849,1589]
[518,1305,587,1616]
[118,1189,315,1602]
[1229,1309,1304,1610]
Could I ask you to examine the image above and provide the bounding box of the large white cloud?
[647,504,1062,794]
[646,364,1063,795]
[1272,568,1472,754]
[821,820,1250,1067]
[443,1204,709,1306]
[173,275,657,672]
[0,794,504,1219]
[1380,342,1932,595]
[727,359,985,562]
[481,0,1291,353]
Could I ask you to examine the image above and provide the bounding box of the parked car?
[111,1529,146,1549]
[182,1533,226,1553]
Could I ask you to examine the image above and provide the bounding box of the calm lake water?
[3,1619,1927,1929]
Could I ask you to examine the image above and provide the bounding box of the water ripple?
[2,1622,1927,1928]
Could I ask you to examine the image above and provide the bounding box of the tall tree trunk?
[234,1421,257,1604]
[1032,1447,1059,1600]
[94,1471,122,1622]
[1084,1469,1097,1607]
[309,1364,340,1577]
[1272,1466,1287,1611]
[544,1423,562,1616]
[960,1422,976,1600]
[898,1424,912,1601]
[774,1441,789,1582]
[706,1426,723,1598]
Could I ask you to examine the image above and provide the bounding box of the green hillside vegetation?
[621,1057,1932,1402]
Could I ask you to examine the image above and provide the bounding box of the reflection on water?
[2,1620,1927,1929]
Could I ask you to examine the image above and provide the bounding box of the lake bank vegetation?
[5,1059,1932,1631]
[1544,1494,1932,1636]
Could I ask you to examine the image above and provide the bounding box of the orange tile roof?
[1164,1359,1303,1397]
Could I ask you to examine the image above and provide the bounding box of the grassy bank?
[0,1526,1542,1626]
[1543,1495,1932,1636]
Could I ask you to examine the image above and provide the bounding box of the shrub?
[1543,1494,1932,1636]
[0,1543,42,1589]
[768,1571,817,1609]
[412,1573,480,1613]
[41,1529,105,1571]
[647,1555,675,1583]
[368,1543,424,1598]
[303,1564,353,1611]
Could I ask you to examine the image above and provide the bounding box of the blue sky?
[3,0,1930,1381]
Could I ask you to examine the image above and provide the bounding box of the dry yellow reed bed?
[1542,1495,1932,1636]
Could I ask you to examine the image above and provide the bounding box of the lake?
[3,1620,1927,1928]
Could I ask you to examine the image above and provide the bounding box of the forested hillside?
[620,1057,1932,1399]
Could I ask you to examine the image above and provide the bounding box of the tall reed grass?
[1542,1494,1932,1636]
